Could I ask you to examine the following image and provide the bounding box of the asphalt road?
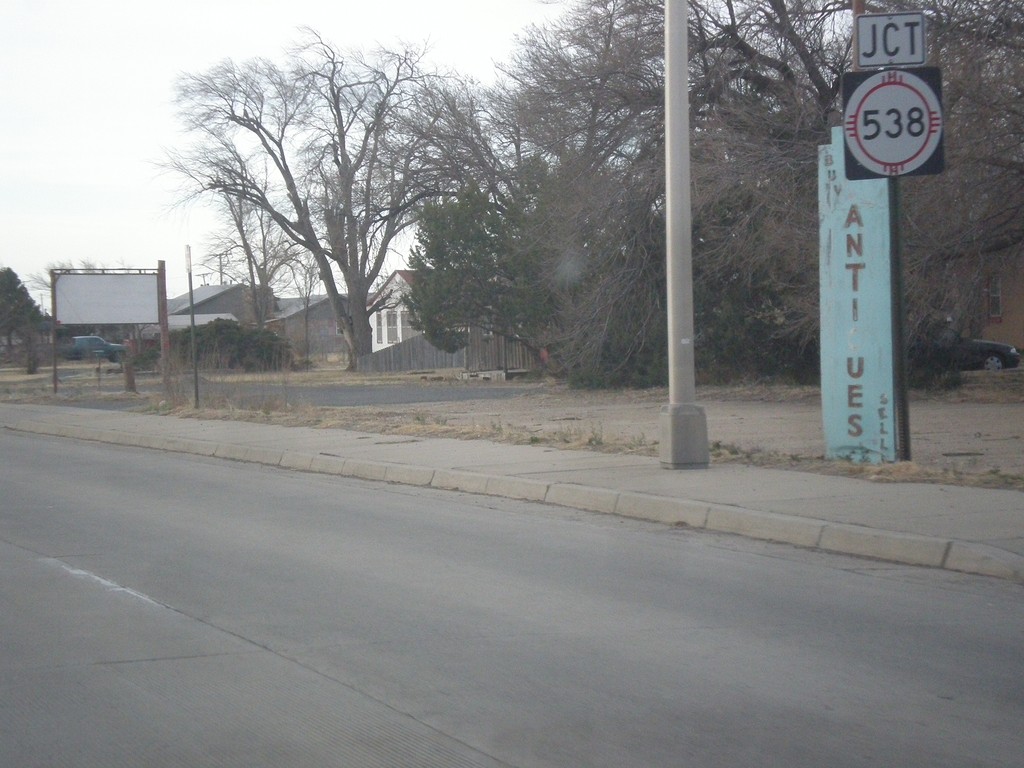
[2,430,1022,767]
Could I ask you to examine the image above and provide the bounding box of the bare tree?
[900,0,1024,337]
[682,0,850,369]
[169,32,443,367]
[204,193,300,328]
[283,249,323,365]
[498,0,672,382]
[687,0,1024,360]
[167,4,1017,383]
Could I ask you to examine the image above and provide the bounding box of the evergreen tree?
[0,267,44,373]
[405,187,556,356]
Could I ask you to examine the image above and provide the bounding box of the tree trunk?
[348,298,373,365]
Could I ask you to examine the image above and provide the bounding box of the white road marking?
[56,563,163,607]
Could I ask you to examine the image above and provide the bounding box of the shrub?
[169,319,292,371]
[131,347,162,372]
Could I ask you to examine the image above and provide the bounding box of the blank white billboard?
[55,273,160,325]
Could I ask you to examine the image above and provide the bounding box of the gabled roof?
[394,269,416,285]
[368,270,417,309]
[166,314,235,329]
[167,284,244,315]
[274,295,336,321]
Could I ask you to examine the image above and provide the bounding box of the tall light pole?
[660,0,709,469]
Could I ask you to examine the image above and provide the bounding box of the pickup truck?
[63,335,127,363]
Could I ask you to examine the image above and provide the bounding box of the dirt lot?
[273,374,1024,489]
[4,364,1023,490]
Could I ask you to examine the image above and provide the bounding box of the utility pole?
[186,246,200,408]
[660,0,709,469]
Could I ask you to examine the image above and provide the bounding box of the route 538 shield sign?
[842,67,944,180]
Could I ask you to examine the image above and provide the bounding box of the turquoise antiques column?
[819,127,896,463]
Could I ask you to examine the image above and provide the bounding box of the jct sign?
[843,67,944,180]
[856,12,926,68]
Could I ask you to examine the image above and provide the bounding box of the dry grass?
[4,363,1022,491]
[707,445,1024,492]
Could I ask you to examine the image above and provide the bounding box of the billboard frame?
[49,264,170,393]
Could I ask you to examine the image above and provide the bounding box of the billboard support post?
[157,261,171,396]
[50,270,58,394]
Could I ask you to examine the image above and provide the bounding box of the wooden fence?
[357,329,538,374]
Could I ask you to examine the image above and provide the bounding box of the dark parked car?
[954,338,1021,371]
[63,335,127,363]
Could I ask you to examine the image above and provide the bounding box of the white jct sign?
[856,12,927,68]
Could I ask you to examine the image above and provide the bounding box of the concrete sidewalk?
[3,402,1022,583]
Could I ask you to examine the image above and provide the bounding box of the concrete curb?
[8,420,1023,583]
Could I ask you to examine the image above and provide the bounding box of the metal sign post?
[888,176,911,461]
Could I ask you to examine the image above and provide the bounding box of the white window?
[988,276,1002,319]
[376,313,383,344]
[386,311,398,344]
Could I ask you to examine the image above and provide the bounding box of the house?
[164,313,236,330]
[167,284,253,324]
[134,284,245,340]
[980,258,1024,348]
[136,284,349,364]
[359,269,541,375]
[267,295,349,362]
[368,270,421,352]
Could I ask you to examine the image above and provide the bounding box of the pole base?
[659,403,710,469]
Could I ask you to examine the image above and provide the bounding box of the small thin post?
[187,246,200,409]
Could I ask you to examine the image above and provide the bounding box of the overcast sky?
[0,0,564,302]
